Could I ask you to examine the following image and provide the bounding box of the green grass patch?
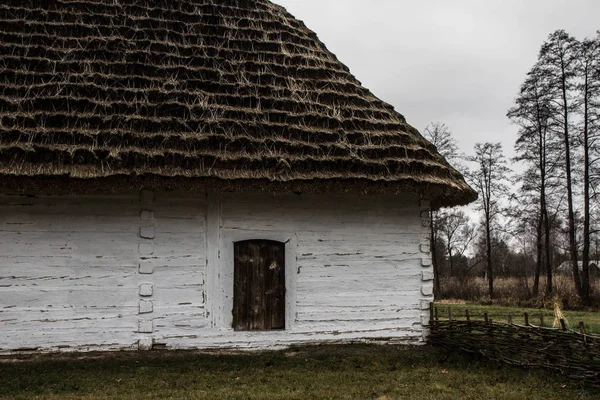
[1,344,598,399]
[435,302,600,334]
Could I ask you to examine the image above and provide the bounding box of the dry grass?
[440,275,600,310]
[434,303,600,334]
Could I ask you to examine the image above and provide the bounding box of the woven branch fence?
[428,306,600,386]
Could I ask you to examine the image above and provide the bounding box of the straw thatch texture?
[0,0,475,208]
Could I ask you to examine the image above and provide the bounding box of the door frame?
[216,229,298,331]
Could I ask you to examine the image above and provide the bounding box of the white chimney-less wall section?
[0,190,433,353]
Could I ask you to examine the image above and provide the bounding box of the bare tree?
[422,122,460,297]
[438,209,476,277]
[424,122,459,161]
[466,143,511,298]
[578,33,600,304]
[538,30,583,298]
[508,62,562,297]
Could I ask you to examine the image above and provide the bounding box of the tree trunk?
[581,72,591,304]
[533,212,543,297]
[486,218,494,299]
[560,58,583,298]
[542,201,553,296]
[448,247,454,278]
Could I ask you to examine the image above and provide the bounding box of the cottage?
[556,261,600,280]
[0,0,475,352]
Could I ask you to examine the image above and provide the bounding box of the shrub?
[439,275,600,310]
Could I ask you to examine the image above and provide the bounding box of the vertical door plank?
[233,240,285,331]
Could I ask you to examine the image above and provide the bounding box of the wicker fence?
[428,306,600,386]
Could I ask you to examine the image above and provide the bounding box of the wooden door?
[233,240,285,331]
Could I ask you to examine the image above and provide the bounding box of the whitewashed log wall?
[0,191,432,353]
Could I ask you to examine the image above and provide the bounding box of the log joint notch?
[138,189,155,349]
[419,198,433,341]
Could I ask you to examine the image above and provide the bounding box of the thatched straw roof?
[0,0,475,208]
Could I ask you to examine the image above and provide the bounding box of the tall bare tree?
[466,143,510,298]
[578,32,600,304]
[508,63,562,297]
[539,30,583,298]
[423,122,460,297]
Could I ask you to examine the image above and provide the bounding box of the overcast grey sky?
[274,0,599,160]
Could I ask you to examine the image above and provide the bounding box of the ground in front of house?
[1,345,598,400]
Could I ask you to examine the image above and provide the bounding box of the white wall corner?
[420,299,432,310]
[421,256,432,267]
[138,337,153,350]
[422,270,435,281]
[421,284,433,297]
[421,327,430,342]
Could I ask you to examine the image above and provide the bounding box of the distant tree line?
[426,30,600,305]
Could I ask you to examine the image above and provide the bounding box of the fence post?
[540,313,544,327]
[508,314,512,325]
[484,312,489,324]
[560,318,567,331]
[524,312,529,327]
[448,306,452,321]
[435,306,438,322]
[579,321,588,347]
[465,309,471,333]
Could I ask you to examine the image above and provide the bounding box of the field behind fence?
[429,305,600,386]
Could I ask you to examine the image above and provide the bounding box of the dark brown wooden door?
[233,240,285,331]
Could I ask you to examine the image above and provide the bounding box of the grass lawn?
[0,344,598,400]
[434,302,600,334]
